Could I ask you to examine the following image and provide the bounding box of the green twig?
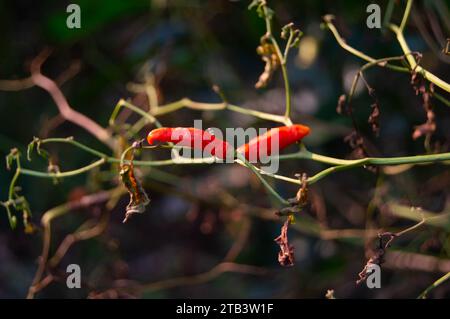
[399,0,413,32]
[323,16,409,73]
[418,271,450,299]
[260,3,292,120]
[389,24,450,92]
[236,152,288,205]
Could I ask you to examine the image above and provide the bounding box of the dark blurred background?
[0,0,449,298]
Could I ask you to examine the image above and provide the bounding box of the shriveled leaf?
[411,69,436,143]
[120,163,150,223]
[368,102,380,136]
[344,130,366,159]
[281,23,293,39]
[274,219,295,267]
[21,199,36,234]
[10,215,17,230]
[412,122,436,140]
[276,205,301,217]
[336,94,346,115]
[27,137,41,161]
[5,148,19,170]
[248,0,273,19]
[281,22,303,48]
[255,42,279,89]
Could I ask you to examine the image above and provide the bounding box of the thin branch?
[418,271,450,298]
[27,189,118,299]
[31,50,114,147]
[21,137,450,187]
[323,15,409,73]
[400,0,414,32]
[260,3,292,120]
[236,152,288,205]
[151,97,289,125]
[389,24,450,92]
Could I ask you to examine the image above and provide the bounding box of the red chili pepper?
[147,127,231,159]
[147,124,310,161]
[236,124,310,161]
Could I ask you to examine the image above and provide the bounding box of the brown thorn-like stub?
[212,84,228,104]
[131,139,145,149]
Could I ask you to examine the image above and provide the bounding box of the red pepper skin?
[147,124,310,161]
[147,127,231,159]
[236,124,310,161]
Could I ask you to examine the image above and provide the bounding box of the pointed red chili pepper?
[147,124,310,161]
[236,124,310,160]
[147,127,232,159]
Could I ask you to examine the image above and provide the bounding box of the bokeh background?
[0,0,449,298]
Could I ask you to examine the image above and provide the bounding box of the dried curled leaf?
[368,102,380,136]
[19,197,36,234]
[6,148,19,170]
[443,38,450,56]
[274,219,295,267]
[336,94,346,115]
[274,174,307,266]
[411,62,436,143]
[276,173,308,219]
[255,40,280,89]
[344,130,367,159]
[249,0,273,20]
[412,121,436,140]
[27,136,52,161]
[281,22,303,48]
[357,234,388,285]
[295,173,308,205]
[120,163,150,223]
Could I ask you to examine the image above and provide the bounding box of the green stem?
[283,30,295,60]
[382,0,395,30]
[389,24,450,92]
[280,65,291,119]
[20,159,106,179]
[236,152,288,205]
[8,156,21,200]
[39,137,108,158]
[20,139,450,187]
[129,98,288,125]
[278,147,450,166]
[433,92,450,107]
[324,18,409,73]
[307,161,367,184]
[110,99,162,129]
[399,0,413,32]
[277,148,450,184]
[348,55,409,103]
[418,271,450,299]
[227,104,289,124]
[262,4,292,120]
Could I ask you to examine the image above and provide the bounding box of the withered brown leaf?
[120,162,150,223]
[274,219,295,267]
[255,40,280,89]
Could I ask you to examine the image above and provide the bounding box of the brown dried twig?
[0,49,114,148]
[27,189,123,299]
